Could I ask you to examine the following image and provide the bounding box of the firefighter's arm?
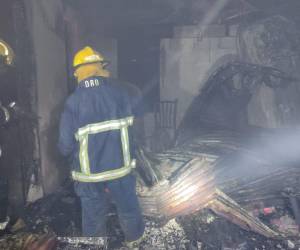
[58,101,76,156]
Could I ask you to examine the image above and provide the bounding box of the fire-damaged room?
[2,0,300,249]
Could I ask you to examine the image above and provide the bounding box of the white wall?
[160,25,237,126]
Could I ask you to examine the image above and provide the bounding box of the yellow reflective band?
[79,136,90,174]
[76,116,134,140]
[121,127,130,166]
[72,160,136,183]
[75,116,135,182]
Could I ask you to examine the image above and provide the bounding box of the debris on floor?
[140,218,189,250]
[271,215,299,236]
[0,182,300,249]
[57,237,107,250]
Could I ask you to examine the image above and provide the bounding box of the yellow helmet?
[73,46,107,68]
[0,39,14,66]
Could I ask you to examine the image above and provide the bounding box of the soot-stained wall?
[25,0,69,194]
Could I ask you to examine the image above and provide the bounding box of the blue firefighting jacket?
[58,76,136,182]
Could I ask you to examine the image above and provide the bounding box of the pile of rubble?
[0,179,299,250]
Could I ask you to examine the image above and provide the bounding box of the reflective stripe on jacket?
[58,76,136,182]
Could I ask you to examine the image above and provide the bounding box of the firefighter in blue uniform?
[0,39,15,233]
[58,47,145,248]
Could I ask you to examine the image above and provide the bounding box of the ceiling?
[62,0,300,37]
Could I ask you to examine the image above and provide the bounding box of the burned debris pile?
[0,183,82,249]
[134,17,300,246]
[136,127,300,249]
[3,126,300,249]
